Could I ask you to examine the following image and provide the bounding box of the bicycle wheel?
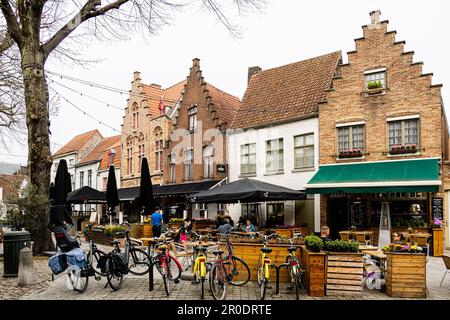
[257,255,264,286]
[228,256,250,286]
[68,268,89,293]
[260,278,268,300]
[210,263,227,300]
[93,249,106,276]
[129,247,151,275]
[106,270,123,291]
[167,253,182,281]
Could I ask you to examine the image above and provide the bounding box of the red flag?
[158,97,165,115]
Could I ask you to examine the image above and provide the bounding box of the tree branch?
[42,0,129,58]
[0,0,23,46]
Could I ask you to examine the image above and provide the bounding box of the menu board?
[432,197,443,220]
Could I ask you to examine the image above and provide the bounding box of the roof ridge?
[206,83,240,101]
[256,51,341,74]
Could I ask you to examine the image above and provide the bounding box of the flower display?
[382,243,423,253]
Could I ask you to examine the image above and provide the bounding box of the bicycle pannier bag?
[66,247,85,270]
[53,225,79,252]
[48,253,67,275]
[97,254,109,274]
[110,252,129,275]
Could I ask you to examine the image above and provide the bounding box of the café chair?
[439,255,450,287]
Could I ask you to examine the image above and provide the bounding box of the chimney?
[133,71,141,81]
[248,66,262,84]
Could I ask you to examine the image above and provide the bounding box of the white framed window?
[265,138,284,173]
[102,177,107,191]
[184,150,193,181]
[198,203,208,218]
[203,145,214,178]
[294,134,314,169]
[388,119,419,149]
[127,148,133,175]
[169,153,176,183]
[240,143,256,175]
[337,125,365,153]
[87,170,92,187]
[188,107,198,132]
[365,69,386,91]
[79,171,84,187]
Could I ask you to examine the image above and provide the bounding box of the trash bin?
[3,231,31,277]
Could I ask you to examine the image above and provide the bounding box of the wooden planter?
[326,252,364,296]
[89,229,124,247]
[386,252,426,298]
[233,242,301,283]
[140,224,152,238]
[274,229,293,238]
[300,246,326,297]
[432,229,444,257]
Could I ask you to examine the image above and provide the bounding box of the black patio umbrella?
[189,178,306,204]
[139,157,156,215]
[67,186,106,204]
[106,165,119,216]
[49,159,73,227]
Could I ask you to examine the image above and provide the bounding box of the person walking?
[151,207,163,238]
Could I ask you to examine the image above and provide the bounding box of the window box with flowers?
[389,144,417,155]
[338,148,363,159]
[382,243,426,298]
[366,80,384,95]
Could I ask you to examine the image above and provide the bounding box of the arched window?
[203,145,214,179]
[132,102,139,129]
[154,127,163,171]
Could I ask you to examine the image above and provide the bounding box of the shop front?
[306,158,445,255]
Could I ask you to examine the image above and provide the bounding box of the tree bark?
[21,42,52,253]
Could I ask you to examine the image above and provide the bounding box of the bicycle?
[153,242,175,296]
[284,233,306,300]
[218,234,251,286]
[66,225,106,293]
[253,231,279,300]
[209,248,231,300]
[193,245,209,299]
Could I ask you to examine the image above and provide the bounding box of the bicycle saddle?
[111,240,121,245]
[288,246,297,252]
[194,246,207,252]
[261,247,272,254]
[213,250,224,256]
[157,244,169,250]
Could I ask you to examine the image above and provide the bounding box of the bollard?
[148,260,154,291]
[18,247,33,287]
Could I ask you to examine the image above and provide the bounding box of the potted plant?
[339,149,362,158]
[367,80,384,94]
[432,218,444,256]
[324,240,363,296]
[382,243,426,298]
[141,218,152,238]
[300,235,326,297]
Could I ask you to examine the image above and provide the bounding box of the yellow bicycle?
[254,232,279,300]
[193,245,208,299]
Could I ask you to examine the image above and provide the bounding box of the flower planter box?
[385,252,426,298]
[389,146,417,155]
[89,229,124,247]
[366,88,384,95]
[338,150,362,158]
[300,246,326,297]
[141,224,152,238]
[432,228,444,257]
[325,252,364,296]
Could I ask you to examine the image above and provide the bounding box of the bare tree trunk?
[21,42,52,253]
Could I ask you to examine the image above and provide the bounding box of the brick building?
[306,11,449,251]
[120,71,185,188]
[162,58,240,219]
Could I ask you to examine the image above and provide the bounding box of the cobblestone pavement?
[2,242,450,300]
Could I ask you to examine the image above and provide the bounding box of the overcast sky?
[1,0,449,165]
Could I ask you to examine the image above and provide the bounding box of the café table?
[402,232,431,246]
[139,236,171,257]
[361,249,387,275]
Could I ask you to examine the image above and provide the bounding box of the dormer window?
[364,68,386,94]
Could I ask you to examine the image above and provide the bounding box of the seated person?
[320,226,332,242]
[232,216,245,231]
[218,218,233,235]
[392,232,405,244]
[242,218,256,233]
[174,217,192,243]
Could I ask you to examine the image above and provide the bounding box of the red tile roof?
[206,84,241,125]
[98,141,121,171]
[78,135,121,165]
[231,51,341,129]
[142,80,186,116]
[53,129,102,157]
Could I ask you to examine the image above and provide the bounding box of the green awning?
[306,158,441,194]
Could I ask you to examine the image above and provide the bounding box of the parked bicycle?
[209,248,230,300]
[284,233,306,300]
[193,245,209,299]
[218,234,251,286]
[65,225,106,293]
[252,231,279,300]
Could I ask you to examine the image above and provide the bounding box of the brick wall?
[318,12,447,225]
